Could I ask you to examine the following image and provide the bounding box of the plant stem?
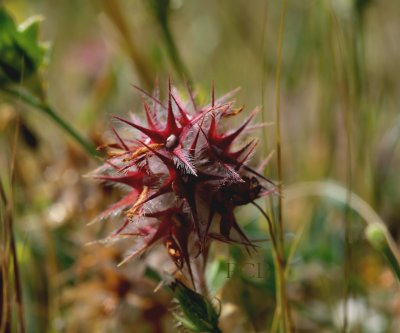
[147,0,192,84]
[260,0,269,153]
[274,0,290,331]
[159,16,192,85]
[194,251,209,296]
[0,123,26,333]
[100,0,155,90]
[1,87,99,158]
[329,9,355,331]
[253,200,289,333]
[252,201,279,254]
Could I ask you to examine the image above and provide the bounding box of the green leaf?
[0,7,47,86]
[168,279,222,333]
[16,15,47,66]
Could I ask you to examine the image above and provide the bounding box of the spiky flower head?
[91,80,275,285]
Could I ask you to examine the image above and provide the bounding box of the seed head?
[91,80,276,283]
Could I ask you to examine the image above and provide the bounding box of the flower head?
[91,80,275,283]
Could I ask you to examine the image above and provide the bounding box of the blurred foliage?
[0,5,98,157]
[0,7,47,86]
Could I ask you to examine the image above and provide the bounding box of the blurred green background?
[1,0,400,332]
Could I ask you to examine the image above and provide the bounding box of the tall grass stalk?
[0,180,11,333]
[329,8,356,331]
[100,0,155,90]
[147,0,192,84]
[274,0,290,331]
[0,120,25,333]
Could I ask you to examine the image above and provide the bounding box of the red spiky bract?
[92,81,275,287]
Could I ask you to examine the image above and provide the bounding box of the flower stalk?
[274,0,291,331]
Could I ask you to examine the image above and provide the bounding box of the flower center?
[165,134,178,150]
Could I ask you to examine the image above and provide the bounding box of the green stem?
[1,87,99,158]
[274,0,290,331]
[160,20,192,84]
[148,0,192,84]
[101,0,155,90]
[383,247,400,280]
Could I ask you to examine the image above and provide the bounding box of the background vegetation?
[1,0,400,332]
